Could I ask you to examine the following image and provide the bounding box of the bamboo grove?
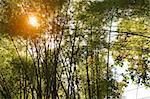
[0,0,150,99]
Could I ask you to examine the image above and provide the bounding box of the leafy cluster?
[0,0,150,99]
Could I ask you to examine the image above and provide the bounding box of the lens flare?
[28,16,39,27]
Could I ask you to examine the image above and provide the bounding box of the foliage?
[112,17,150,87]
[0,0,150,99]
[0,0,67,38]
[0,36,19,99]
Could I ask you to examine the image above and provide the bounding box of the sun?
[28,16,39,27]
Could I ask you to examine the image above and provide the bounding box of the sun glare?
[28,16,39,27]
